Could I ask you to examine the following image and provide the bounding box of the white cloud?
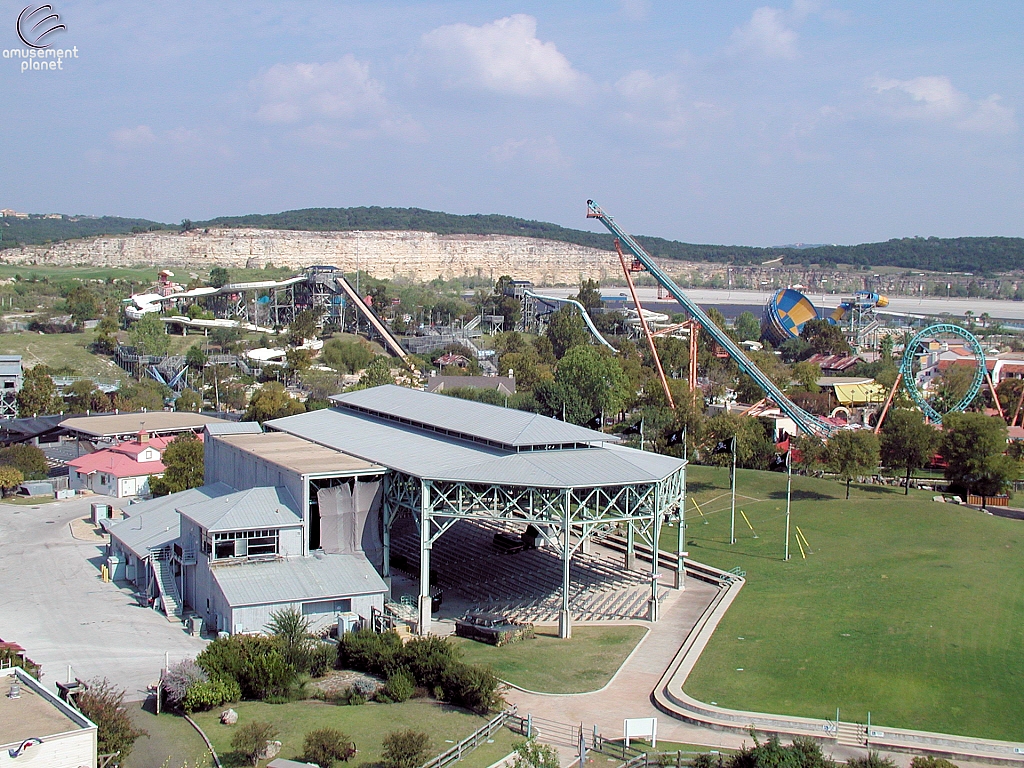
[110,125,157,147]
[727,6,799,61]
[489,136,568,167]
[251,56,389,124]
[869,75,1016,135]
[421,14,586,98]
[612,70,726,146]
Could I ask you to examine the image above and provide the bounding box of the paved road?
[0,495,206,698]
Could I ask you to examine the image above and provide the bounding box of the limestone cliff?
[1,228,640,285]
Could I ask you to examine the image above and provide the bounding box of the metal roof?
[177,485,301,532]
[212,553,387,609]
[205,422,263,435]
[214,432,384,476]
[269,408,685,489]
[0,362,22,377]
[106,483,234,558]
[329,385,616,449]
[61,411,229,438]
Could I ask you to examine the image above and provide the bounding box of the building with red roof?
[67,433,171,498]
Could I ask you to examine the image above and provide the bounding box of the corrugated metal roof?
[213,553,387,608]
[178,486,301,532]
[0,362,22,377]
[107,483,234,558]
[205,422,263,435]
[329,385,615,448]
[61,412,229,438]
[269,408,685,488]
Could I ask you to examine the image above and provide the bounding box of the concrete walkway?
[0,496,207,698]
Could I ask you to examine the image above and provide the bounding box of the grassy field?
[192,699,507,768]
[125,702,215,768]
[452,626,648,694]
[0,329,122,379]
[670,465,1024,742]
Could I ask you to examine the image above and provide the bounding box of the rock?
[219,708,238,725]
[259,740,282,760]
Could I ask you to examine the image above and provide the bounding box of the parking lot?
[0,495,207,698]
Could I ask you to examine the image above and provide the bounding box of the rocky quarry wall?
[0,228,660,286]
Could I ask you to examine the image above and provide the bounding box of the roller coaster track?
[523,290,617,352]
[586,200,834,437]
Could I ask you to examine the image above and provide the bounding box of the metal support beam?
[418,480,433,635]
[649,486,661,622]
[558,489,572,639]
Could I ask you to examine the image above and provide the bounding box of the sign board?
[624,717,657,748]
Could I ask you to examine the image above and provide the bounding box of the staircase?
[151,551,183,622]
[836,721,867,748]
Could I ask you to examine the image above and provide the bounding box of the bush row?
[337,630,502,713]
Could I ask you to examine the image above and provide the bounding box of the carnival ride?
[587,200,836,437]
[874,322,992,431]
[761,288,820,346]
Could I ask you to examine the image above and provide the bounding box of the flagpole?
[640,418,645,451]
[730,436,736,545]
[785,448,792,561]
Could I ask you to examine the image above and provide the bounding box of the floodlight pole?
[784,449,792,561]
[730,436,737,545]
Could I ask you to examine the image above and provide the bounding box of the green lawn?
[0,329,122,380]
[452,626,647,694]
[671,465,1024,742]
[192,699,504,768]
[125,702,215,768]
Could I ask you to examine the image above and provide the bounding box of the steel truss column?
[648,484,661,622]
[418,479,433,635]
[558,488,572,639]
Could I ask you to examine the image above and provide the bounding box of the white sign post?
[623,717,657,748]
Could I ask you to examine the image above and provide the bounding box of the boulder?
[219,708,238,725]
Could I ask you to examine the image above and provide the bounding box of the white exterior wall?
[0,729,96,768]
[279,527,303,557]
[229,591,384,635]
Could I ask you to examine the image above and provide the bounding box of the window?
[302,598,351,616]
[210,529,279,561]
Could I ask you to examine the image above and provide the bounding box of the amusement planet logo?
[4,3,78,71]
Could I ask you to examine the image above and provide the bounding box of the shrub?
[400,636,459,683]
[182,678,241,713]
[381,729,432,768]
[303,727,357,767]
[196,634,298,701]
[232,721,279,767]
[910,759,958,768]
[511,739,560,768]
[438,661,502,713]
[846,755,897,768]
[382,670,415,703]
[307,642,336,678]
[76,678,148,764]
[337,629,403,676]
[162,659,208,707]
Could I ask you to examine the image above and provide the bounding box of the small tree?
[303,727,356,768]
[16,366,61,416]
[266,606,314,673]
[940,412,1020,497]
[76,678,148,764]
[355,358,395,389]
[129,311,170,356]
[175,388,203,412]
[880,409,939,494]
[511,739,560,768]
[150,432,204,496]
[244,381,306,423]
[0,466,24,496]
[209,267,229,288]
[826,430,880,499]
[381,730,431,768]
[0,444,49,479]
[290,309,320,343]
[232,721,279,767]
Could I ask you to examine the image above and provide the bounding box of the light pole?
[784,448,792,561]
[730,436,737,545]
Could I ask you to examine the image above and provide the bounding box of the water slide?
[125,275,307,320]
[523,290,617,352]
[586,200,835,437]
[322,270,408,359]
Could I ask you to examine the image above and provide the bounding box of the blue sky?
[2,1,1023,246]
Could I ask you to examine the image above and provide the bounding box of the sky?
[2,1,1023,247]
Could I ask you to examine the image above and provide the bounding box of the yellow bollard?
[101,564,109,583]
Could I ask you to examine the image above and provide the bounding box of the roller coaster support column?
[615,239,674,409]
[418,480,433,636]
[730,437,737,545]
[987,371,1005,421]
[649,490,662,622]
[873,373,903,435]
[559,488,573,639]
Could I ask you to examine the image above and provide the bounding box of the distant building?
[0,209,28,218]
[1,666,98,768]
[425,375,516,396]
[804,353,862,377]
[67,433,170,498]
[0,354,23,417]
[433,352,472,369]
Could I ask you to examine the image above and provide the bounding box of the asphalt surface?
[0,495,206,698]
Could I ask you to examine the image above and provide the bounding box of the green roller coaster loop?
[900,323,985,425]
